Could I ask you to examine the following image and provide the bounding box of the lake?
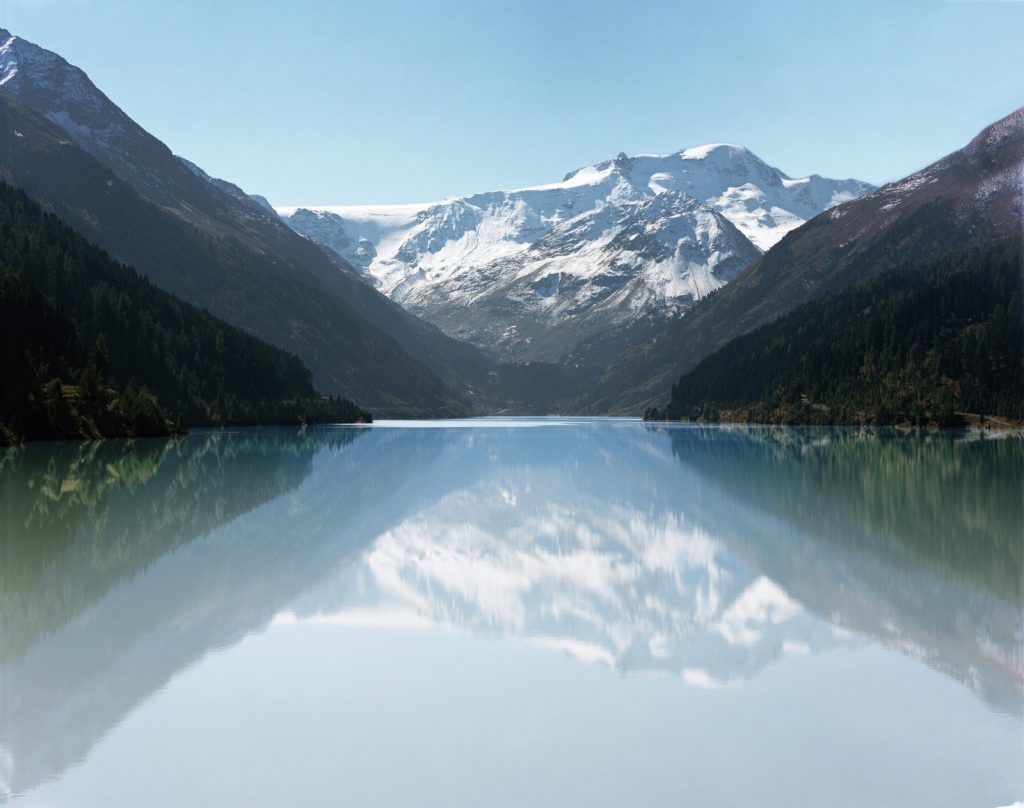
[1,419,1021,807]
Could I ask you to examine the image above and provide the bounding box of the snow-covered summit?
[278,146,873,362]
[679,142,748,159]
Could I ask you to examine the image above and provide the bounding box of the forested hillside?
[646,239,1023,426]
[0,183,369,444]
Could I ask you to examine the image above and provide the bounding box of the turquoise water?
[1,420,1021,807]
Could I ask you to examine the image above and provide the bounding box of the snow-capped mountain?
[279,147,873,362]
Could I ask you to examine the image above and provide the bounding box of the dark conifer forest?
[0,182,370,444]
[646,239,1023,427]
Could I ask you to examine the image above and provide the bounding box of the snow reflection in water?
[1,422,1021,807]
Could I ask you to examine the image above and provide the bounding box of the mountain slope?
[280,146,872,364]
[0,181,370,443]
[648,238,1023,426]
[588,107,1024,413]
[0,28,474,416]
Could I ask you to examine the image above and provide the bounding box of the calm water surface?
[1,419,1021,807]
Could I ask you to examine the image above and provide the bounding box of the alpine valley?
[3,9,1023,808]
[0,25,1021,433]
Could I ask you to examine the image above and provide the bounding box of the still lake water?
[1,418,1021,807]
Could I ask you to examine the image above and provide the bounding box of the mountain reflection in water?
[1,421,1020,802]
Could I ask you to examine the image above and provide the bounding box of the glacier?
[278,146,873,363]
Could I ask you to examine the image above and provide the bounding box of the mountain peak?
[280,139,873,362]
[0,27,119,124]
[0,29,61,89]
[679,143,751,160]
[964,105,1024,159]
[0,27,222,212]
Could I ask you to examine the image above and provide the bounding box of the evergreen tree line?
[0,182,370,444]
[1,268,171,442]
[646,238,1023,426]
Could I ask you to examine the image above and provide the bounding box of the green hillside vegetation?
[646,239,1023,426]
[0,182,370,444]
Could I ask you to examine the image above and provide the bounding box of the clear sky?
[3,0,1022,205]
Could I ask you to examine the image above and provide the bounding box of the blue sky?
[3,0,1022,204]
